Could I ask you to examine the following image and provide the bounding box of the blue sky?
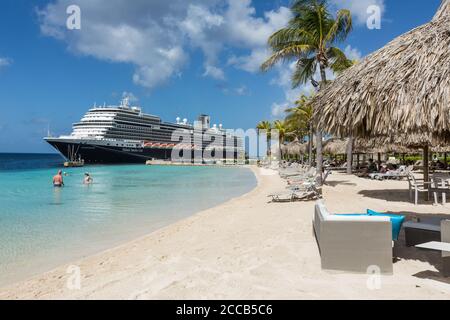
[0,0,442,153]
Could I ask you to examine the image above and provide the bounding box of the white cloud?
[234,85,250,96]
[344,45,363,61]
[225,1,291,73]
[37,0,291,88]
[227,48,270,73]
[37,0,194,89]
[203,65,225,80]
[271,102,288,118]
[269,43,362,108]
[270,61,320,107]
[122,91,138,103]
[330,0,385,25]
[0,57,12,68]
[219,84,250,96]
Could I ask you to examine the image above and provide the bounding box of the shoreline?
[1,167,450,299]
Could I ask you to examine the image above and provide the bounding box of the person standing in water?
[84,173,93,185]
[53,170,64,187]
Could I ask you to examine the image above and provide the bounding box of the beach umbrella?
[313,0,450,187]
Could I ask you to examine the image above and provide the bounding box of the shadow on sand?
[325,180,357,188]
[390,212,450,284]
[358,189,439,205]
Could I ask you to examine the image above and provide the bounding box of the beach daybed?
[313,201,401,274]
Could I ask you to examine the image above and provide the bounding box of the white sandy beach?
[1,166,450,299]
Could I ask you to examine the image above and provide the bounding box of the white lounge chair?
[407,173,432,205]
[269,184,322,203]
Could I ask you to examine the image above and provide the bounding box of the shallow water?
[0,153,256,286]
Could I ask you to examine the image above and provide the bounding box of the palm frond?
[325,9,352,45]
[292,57,317,88]
[327,47,354,74]
[267,28,315,50]
[261,45,316,72]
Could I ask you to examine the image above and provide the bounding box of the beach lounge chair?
[322,170,331,184]
[369,165,413,180]
[313,201,394,273]
[270,185,322,203]
[283,167,316,180]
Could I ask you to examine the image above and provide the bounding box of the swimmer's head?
[58,170,62,175]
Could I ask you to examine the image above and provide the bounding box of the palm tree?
[273,120,289,159]
[285,95,314,165]
[257,121,272,158]
[261,0,352,184]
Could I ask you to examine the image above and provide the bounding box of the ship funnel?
[120,97,130,108]
[198,114,210,129]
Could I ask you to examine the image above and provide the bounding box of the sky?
[0,0,443,153]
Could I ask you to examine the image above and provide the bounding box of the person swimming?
[53,170,64,187]
[83,173,93,185]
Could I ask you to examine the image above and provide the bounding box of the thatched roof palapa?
[313,0,450,144]
[286,138,307,156]
[322,137,410,155]
[322,139,348,154]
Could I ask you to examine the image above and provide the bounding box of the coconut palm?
[257,121,272,157]
[261,0,353,184]
[285,95,314,165]
[273,120,289,159]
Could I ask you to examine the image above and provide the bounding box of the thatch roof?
[322,139,348,154]
[280,144,288,155]
[432,146,450,153]
[313,0,450,145]
[286,139,307,155]
[323,137,419,154]
[355,137,415,154]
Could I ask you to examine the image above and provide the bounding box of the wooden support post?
[423,145,430,201]
[346,136,353,174]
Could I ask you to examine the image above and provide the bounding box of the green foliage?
[261,0,353,88]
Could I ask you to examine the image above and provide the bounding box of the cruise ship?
[44,98,244,164]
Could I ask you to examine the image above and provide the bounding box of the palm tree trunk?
[316,132,323,181]
[308,125,313,167]
[316,63,327,184]
[346,136,353,174]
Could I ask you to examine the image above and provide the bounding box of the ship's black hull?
[46,141,237,164]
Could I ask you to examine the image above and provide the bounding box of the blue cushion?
[334,211,405,241]
[366,209,405,241]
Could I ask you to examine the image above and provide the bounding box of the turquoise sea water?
[0,154,256,286]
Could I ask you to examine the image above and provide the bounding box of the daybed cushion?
[367,209,405,241]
